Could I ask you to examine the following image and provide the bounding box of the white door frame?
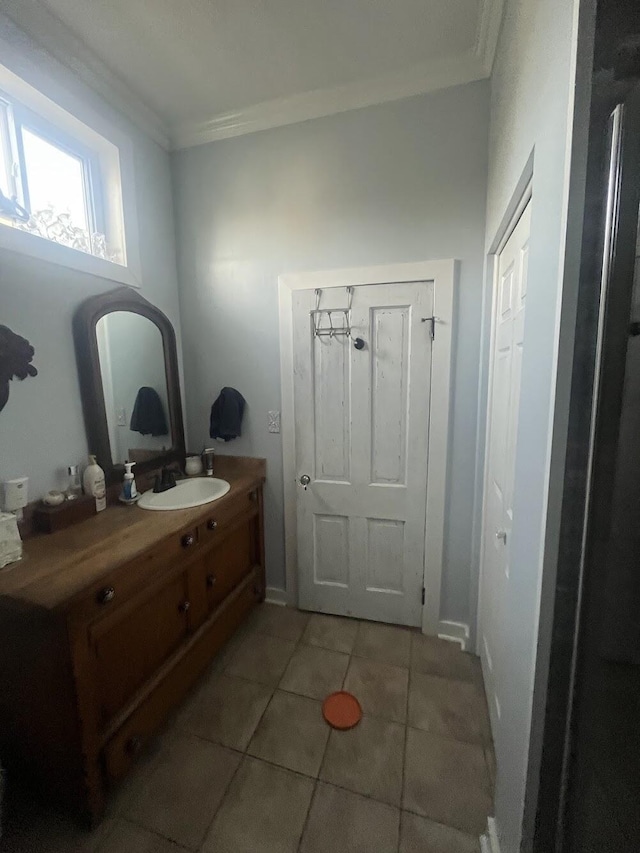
[278,260,457,635]
[476,183,533,652]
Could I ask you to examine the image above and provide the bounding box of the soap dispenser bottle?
[119,461,138,504]
[83,455,106,512]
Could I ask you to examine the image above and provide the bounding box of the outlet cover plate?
[268,411,280,434]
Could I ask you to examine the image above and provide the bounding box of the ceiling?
[5,0,504,149]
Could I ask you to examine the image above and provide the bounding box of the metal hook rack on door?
[311,287,366,349]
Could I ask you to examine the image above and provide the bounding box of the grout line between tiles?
[399,659,411,853]
[296,778,320,853]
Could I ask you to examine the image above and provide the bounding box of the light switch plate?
[268,411,280,434]
[116,407,127,426]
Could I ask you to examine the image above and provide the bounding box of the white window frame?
[0,62,141,289]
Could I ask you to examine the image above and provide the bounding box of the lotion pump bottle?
[120,461,138,503]
[83,455,106,512]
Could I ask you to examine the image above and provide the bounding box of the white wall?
[172,81,490,621]
[476,0,594,850]
[0,15,182,499]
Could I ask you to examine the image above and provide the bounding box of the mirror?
[96,312,171,466]
[73,288,185,484]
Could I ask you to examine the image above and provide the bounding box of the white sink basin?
[138,477,231,511]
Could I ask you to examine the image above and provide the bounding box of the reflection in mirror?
[96,311,171,466]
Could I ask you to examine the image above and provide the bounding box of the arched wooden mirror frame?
[73,287,186,485]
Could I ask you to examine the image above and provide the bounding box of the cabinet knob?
[97,586,115,605]
[126,735,142,755]
[206,573,217,588]
[207,519,217,531]
[181,533,195,548]
[179,600,191,613]
[248,490,258,502]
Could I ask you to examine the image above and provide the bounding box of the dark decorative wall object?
[0,325,38,412]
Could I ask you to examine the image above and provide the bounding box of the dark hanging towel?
[209,387,246,441]
[130,386,168,436]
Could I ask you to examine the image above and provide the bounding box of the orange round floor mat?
[322,691,362,730]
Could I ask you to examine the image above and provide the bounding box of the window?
[0,61,141,286]
[0,90,117,263]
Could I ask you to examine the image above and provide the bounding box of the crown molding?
[171,49,488,150]
[0,0,170,149]
[2,0,505,153]
[170,0,506,150]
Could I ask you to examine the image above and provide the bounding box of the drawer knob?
[179,600,191,613]
[206,573,217,588]
[248,490,258,502]
[126,735,142,755]
[207,519,218,531]
[97,587,115,605]
[181,533,195,548]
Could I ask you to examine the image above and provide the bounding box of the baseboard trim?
[437,620,470,651]
[264,587,289,606]
[480,817,501,853]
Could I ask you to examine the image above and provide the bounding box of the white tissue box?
[0,511,22,569]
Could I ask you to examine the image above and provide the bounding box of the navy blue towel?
[130,386,168,436]
[210,387,246,441]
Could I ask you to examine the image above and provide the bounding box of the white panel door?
[480,200,531,721]
[293,282,433,627]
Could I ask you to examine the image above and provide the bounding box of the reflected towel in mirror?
[130,386,168,436]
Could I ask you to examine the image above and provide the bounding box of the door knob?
[495,529,507,543]
[299,474,311,490]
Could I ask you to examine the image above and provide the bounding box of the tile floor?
[1,604,495,853]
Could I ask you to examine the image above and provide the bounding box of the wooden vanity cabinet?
[0,471,265,825]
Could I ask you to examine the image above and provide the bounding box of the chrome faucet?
[202,447,216,477]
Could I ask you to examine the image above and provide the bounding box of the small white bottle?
[120,461,138,504]
[83,455,106,513]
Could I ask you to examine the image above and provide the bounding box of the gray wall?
[0,18,182,499]
[172,80,490,623]
[476,0,594,849]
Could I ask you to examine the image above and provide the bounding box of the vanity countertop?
[0,455,265,612]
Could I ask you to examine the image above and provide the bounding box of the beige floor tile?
[279,644,349,700]
[407,672,491,744]
[410,634,478,682]
[247,603,309,641]
[399,811,480,853]
[96,819,188,852]
[122,733,240,849]
[353,621,411,668]
[201,757,314,853]
[320,715,405,806]
[247,690,330,776]
[225,631,296,685]
[403,728,492,835]
[177,673,272,750]
[301,613,359,654]
[343,656,409,723]
[300,782,400,853]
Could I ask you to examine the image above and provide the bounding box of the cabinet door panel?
[91,573,189,724]
[188,520,255,629]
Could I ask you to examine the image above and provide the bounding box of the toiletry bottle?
[120,461,138,502]
[83,455,107,512]
[66,465,82,500]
